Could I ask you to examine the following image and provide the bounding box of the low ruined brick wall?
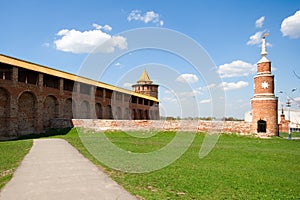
[70,119,252,135]
[50,118,73,129]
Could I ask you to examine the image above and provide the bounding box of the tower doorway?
[257,120,266,133]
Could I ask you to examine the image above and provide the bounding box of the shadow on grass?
[7,127,73,141]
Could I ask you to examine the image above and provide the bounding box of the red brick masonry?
[69,119,252,135]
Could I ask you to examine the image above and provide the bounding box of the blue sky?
[1,0,300,118]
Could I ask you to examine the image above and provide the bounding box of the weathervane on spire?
[258,32,270,63]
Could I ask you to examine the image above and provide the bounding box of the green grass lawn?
[56,129,300,199]
[279,131,300,138]
[0,139,32,189]
[0,129,299,199]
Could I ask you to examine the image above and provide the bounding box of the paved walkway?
[0,139,136,200]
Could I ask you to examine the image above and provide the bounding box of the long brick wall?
[0,59,159,137]
[69,119,252,135]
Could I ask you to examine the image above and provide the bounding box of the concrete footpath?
[0,139,136,200]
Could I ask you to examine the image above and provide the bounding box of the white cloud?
[144,11,159,23]
[218,60,256,78]
[255,16,265,28]
[54,25,127,54]
[247,31,272,47]
[199,99,211,104]
[220,81,249,91]
[198,84,216,92]
[92,23,112,32]
[115,62,121,67]
[162,97,177,103]
[123,82,133,88]
[176,74,199,83]
[281,10,300,39]
[92,23,102,30]
[247,31,264,46]
[103,25,112,32]
[98,35,127,53]
[127,10,164,26]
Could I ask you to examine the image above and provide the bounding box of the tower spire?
[137,69,153,84]
[258,33,270,63]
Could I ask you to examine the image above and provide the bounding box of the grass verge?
[0,139,32,189]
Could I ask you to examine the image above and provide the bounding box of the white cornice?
[251,96,278,101]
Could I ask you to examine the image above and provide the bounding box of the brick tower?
[251,34,278,136]
[132,69,159,98]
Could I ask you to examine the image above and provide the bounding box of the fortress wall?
[70,119,252,135]
[0,60,159,137]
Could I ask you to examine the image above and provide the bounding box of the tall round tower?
[132,69,159,98]
[251,34,278,136]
